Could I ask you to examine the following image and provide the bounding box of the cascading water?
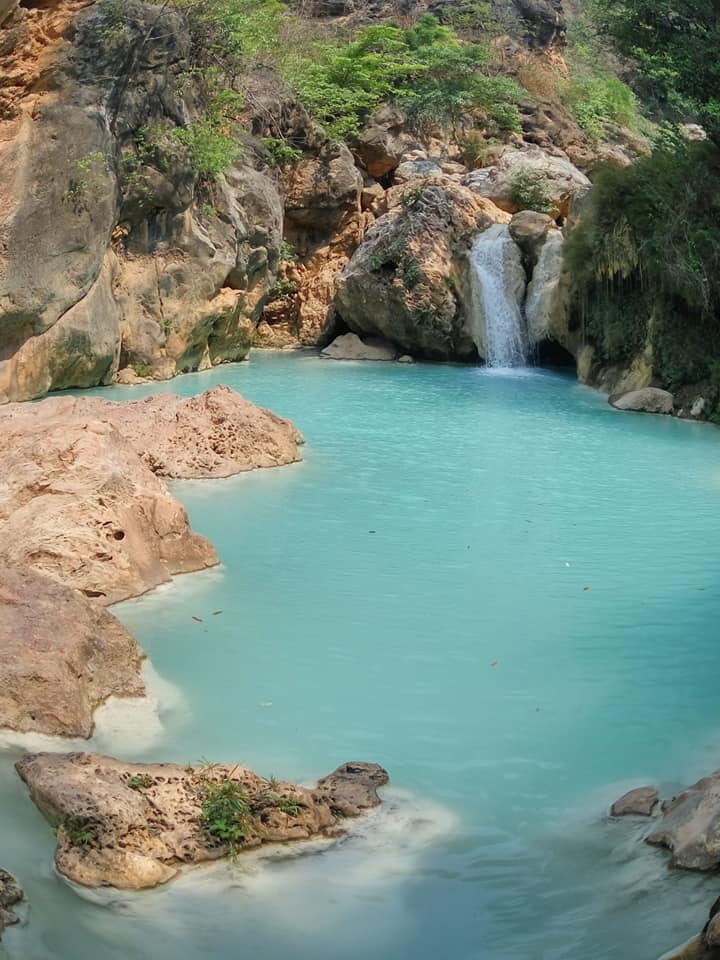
[469,224,528,368]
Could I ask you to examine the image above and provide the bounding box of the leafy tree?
[591,0,720,138]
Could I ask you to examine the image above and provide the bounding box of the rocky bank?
[0,869,23,940]
[16,753,389,889]
[0,385,303,737]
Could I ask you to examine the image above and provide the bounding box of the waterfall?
[469,224,528,368]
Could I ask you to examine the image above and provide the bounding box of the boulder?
[509,210,555,261]
[353,105,411,179]
[0,869,23,938]
[335,178,510,361]
[0,567,145,738]
[609,786,660,817]
[283,141,362,233]
[609,388,674,415]
[321,333,398,361]
[16,752,389,890]
[525,228,565,346]
[394,159,444,184]
[646,771,720,870]
[464,144,590,218]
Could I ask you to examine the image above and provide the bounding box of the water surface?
[2,354,720,959]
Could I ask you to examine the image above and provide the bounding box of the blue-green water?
[3,353,720,960]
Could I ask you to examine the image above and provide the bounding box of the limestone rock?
[335,179,510,360]
[0,567,145,738]
[464,144,590,218]
[16,752,389,890]
[525,228,565,346]
[0,868,23,937]
[397,354,415,364]
[353,105,410,179]
[646,771,720,870]
[0,1,284,401]
[394,159,443,184]
[321,333,398,361]
[609,786,660,817]
[283,141,362,232]
[609,388,674,415]
[509,210,555,261]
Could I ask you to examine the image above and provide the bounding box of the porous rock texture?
[0,567,145,738]
[16,753,390,890]
[0,386,302,603]
[321,332,398,361]
[335,179,511,361]
[0,869,23,938]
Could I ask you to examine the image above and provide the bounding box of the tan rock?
[0,868,23,938]
[16,753,389,890]
[609,388,674,415]
[321,333,398,361]
[0,387,303,602]
[464,144,590,218]
[609,786,660,817]
[0,567,145,737]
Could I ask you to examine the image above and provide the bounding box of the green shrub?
[563,75,641,139]
[509,167,554,214]
[565,143,720,395]
[261,136,303,166]
[200,779,252,853]
[127,774,154,790]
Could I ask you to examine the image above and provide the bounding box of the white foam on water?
[92,661,187,755]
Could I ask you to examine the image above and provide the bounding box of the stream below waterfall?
[2,353,720,960]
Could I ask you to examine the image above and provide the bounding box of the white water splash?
[469,224,528,368]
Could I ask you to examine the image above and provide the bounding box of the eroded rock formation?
[0,386,303,736]
[16,753,389,889]
[0,869,23,938]
[0,568,145,738]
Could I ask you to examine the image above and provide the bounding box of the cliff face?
[0,0,286,400]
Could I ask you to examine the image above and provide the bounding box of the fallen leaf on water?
[212,610,223,616]
[192,615,203,622]
[490,660,498,667]
[583,586,590,592]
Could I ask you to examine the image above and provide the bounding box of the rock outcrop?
[609,786,660,817]
[0,869,23,938]
[0,387,302,603]
[645,772,720,871]
[16,753,389,889]
[0,0,284,400]
[609,388,675,415]
[464,144,590,218]
[0,568,145,738]
[335,179,510,361]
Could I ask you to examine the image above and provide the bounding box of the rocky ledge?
[16,753,389,890]
[0,869,23,939]
[0,385,303,737]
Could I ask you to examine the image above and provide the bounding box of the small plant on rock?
[509,167,555,214]
[127,774,155,790]
[61,816,97,847]
[200,779,252,854]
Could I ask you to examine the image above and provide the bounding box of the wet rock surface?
[646,772,720,871]
[16,753,389,890]
[0,869,23,938]
[609,786,659,817]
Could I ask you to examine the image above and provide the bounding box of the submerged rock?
[646,771,720,870]
[609,786,660,817]
[609,388,674,415]
[16,753,389,890]
[0,568,145,738]
[0,869,23,938]
[321,333,398,361]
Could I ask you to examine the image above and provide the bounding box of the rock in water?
[16,753,389,890]
[0,568,145,738]
[0,387,303,602]
[646,771,720,870]
[609,786,660,817]
[321,333,398,361]
[609,388,674,414]
[0,869,23,938]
